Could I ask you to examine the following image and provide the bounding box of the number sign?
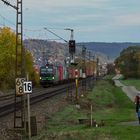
[23,81,32,94]
[16,78,26,96]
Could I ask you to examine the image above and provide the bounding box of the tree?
[106,63,115,74]
[0,27,38,89]
[115,46,140,78]
[0,27,16,88]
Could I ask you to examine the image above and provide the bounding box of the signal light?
[69,40,75,53]
[75,69,78,78]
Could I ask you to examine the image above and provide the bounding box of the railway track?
[0,93,14,101]
[0,85,70,117]
[0,77,95,117]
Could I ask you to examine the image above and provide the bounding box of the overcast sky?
[0,0,140,42]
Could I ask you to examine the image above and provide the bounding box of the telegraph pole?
[96,57,99,79]
[14,0,25,131]
[82,46,86,94]
[41,47,47,66]
[88,51,91,89]
[1,0,25,130]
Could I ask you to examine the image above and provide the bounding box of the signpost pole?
[91,104,93,127]
[27,93,31,139]
[75,78,78,102]
[26,74,31,139]
[23,73,32,139]
[75,69,78,102]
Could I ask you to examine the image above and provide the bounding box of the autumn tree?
[0,27,38,89]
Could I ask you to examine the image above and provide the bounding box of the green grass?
[87,81,134,124]
[120,79,140,91]
[31,80,139,140]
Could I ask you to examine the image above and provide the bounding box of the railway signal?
[69,40,76,54]
[75,69,78,78]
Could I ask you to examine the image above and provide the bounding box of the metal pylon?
[14,0,25,129]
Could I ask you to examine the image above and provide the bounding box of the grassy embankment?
[32,77,140,140]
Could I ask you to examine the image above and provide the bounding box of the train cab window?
[40,68,47,76]
[47,68,53,73]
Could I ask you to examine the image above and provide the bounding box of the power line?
[1,0,17,10]
[44,27,68,43]
[0,13,16,26]
[0,18,69,42]
[24,28,42,32]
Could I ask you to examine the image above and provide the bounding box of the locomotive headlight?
[40,77,42,80]
[52,77,54,80]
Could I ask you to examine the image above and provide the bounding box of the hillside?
[24,39,109,67]
[24,39,68,67]
[24,40,140,67]
[79,42,140,59]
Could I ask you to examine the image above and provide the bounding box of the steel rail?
[0,82,74,117]
[0,76,95,117]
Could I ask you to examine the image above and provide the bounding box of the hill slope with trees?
[79,42,140,59]
[115,46,140,78]
[24,39,109,67]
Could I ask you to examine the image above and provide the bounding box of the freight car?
[40,61,96,87]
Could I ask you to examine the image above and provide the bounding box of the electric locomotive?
[40,64,55,86]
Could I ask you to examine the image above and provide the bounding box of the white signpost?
[16,77,32,138]
[23,81,32,139]
[23,81,32,94]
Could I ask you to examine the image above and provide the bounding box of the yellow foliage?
[0,27,38,89]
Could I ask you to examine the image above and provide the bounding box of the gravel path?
[113,78,139,102]
[122,86,138,102]
[120,121,140,126]
[114,80,124,87]
[113,75,140,126]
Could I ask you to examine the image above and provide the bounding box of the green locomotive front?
[40,64,55,86]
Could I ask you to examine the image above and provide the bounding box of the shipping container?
[57,65,63,81]
[63,66,68,80]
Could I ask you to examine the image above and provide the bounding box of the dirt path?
[113,75,139,102]
[113,75,140,126]
[122,86,138,102]
[119,121,140,126]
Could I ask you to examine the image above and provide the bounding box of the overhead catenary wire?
[0,24,68,44]
[0,13,16,26]
[0,0,17,10]
[0,0,69,42]
[0,15,70,42]
[0,15,68,42]
[44,27,68,43]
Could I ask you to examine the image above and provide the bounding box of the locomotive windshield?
[40,68,47,76]
[40,65,54,76]
[47,68,53,73]
[40,68,47,74]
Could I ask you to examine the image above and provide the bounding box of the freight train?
[40,61,96,87]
